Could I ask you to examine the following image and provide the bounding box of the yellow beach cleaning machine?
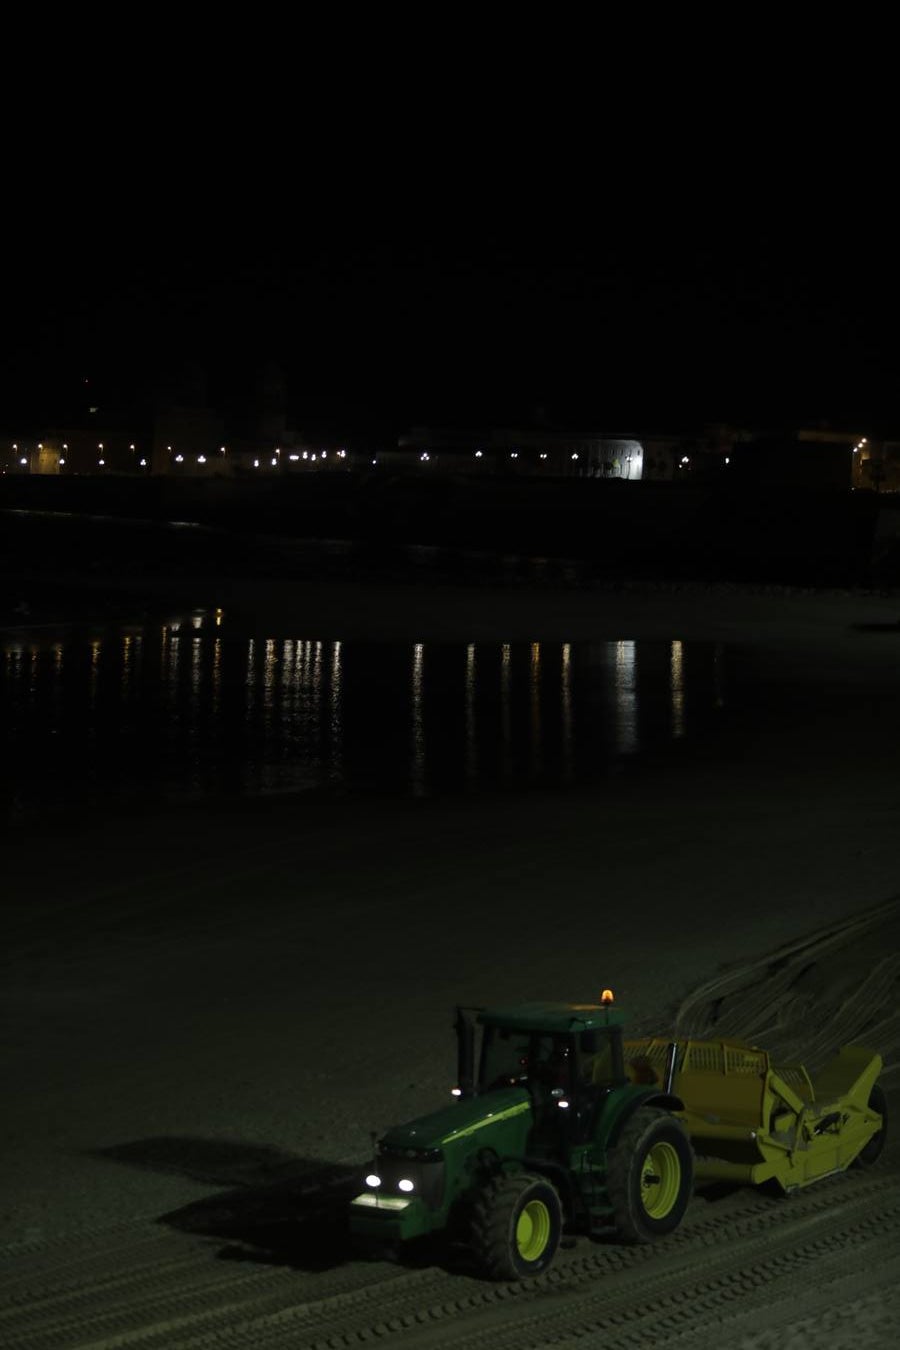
[623,1037,886,1191]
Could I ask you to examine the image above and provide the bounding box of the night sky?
[6,102,897,445]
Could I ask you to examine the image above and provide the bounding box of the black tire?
[470,1172,563,1280]
[853,1082,888,1167]
[607,1106,694,1243]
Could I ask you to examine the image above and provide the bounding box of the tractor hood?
[381,1087,533,1155]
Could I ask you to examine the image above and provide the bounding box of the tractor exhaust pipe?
[454,1006,477,1098]
[664,1041,679,1094]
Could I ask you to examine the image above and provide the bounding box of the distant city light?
[19,457,26,465]
[59,458,66,466]
[271,457,277,466]
[475,450,483,458]
[302,451,309,460]
[197,455,207,464]
[420,452,430,461]
[98,459,105,466]
[140,458,147,467]
[571,453,579,460]
[510,451,518,459]
[253,459,259,468]
[289,453,300,461]
[540,452,548,459]
[175,454,184,463]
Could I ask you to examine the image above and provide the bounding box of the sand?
[2,573,900,1347]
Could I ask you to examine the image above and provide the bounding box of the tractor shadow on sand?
[93,1136,375,1272]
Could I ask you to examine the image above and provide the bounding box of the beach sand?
[2,573,899,1346]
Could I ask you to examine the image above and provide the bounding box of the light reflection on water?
[1,612,732,821]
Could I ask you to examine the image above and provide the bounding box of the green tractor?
[349,993,694,1279]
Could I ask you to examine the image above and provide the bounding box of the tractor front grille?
[375,1149,446,1210]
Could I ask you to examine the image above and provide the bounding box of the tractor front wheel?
[471,1172,562,1280]
[607,1106,694,1243]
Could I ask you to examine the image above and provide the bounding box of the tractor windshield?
[479,1024,624,1095]
[480,1028,575,1094]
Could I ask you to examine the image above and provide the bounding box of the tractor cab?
[455,996,631,1149]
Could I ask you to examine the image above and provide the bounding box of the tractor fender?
[504,1156,579,1222]
[604,1089,685,1149]
[464,1150,577,1225]
[642,1091,685,1114]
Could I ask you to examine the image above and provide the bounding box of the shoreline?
[5,562,899,640]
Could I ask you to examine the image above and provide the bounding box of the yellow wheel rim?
[640,1141,681,1219]
[515,1198,551,1261]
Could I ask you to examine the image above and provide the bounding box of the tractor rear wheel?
[853,1083,887,1167]
[607,1106,694,1243]
[470,1172,562,1280]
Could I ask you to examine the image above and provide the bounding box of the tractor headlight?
[372,1147,445,1209]
[365,1174,382,1188]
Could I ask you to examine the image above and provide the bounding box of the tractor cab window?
[480,1028,575,1096]
[576,1027,625,1089]
[480,1027,534,1090]
[529,1034,574,1096]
